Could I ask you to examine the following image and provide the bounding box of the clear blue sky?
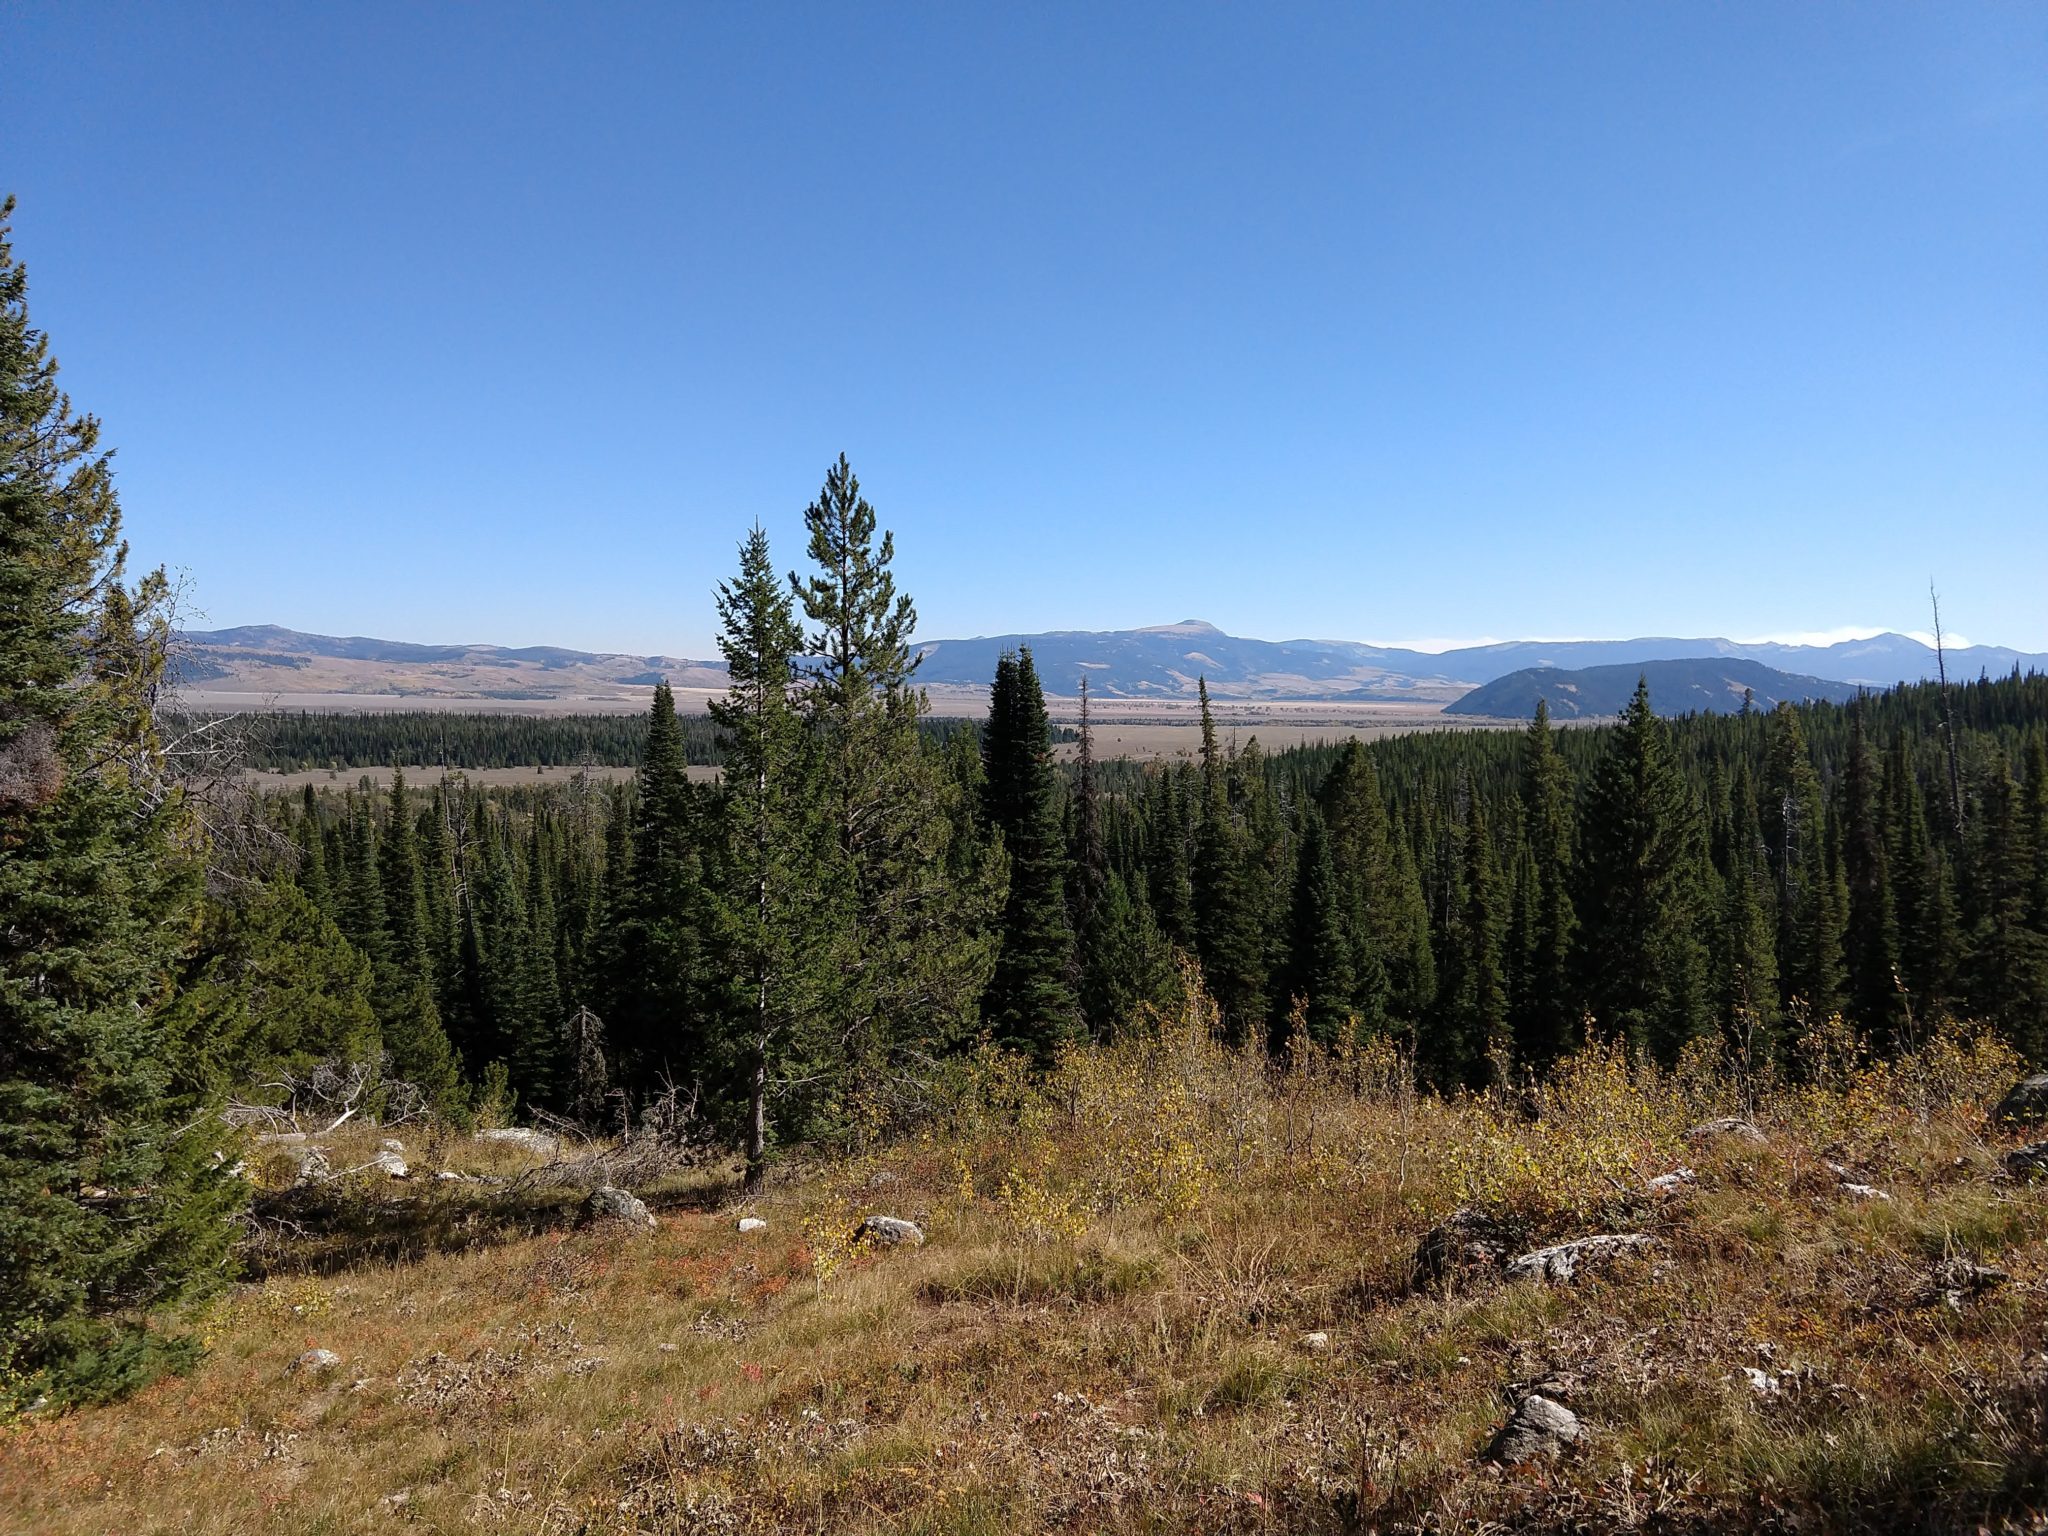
[10,3,2045,656]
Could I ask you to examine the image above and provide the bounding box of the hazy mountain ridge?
[1445,658,1865,719]
[173,621,2048,704]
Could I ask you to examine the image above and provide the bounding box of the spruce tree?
[1515,701,1578,1064]
[1281,809,1355,1046]
[1070,678,1116,1035]
[1840,706,1903,1046]
[0,202,241,1405]
[980,647,1079,1058]
[711,524,827,1189]
[1575,679,1709,1062]
[1762,702,1845,1022]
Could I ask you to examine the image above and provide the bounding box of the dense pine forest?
[5,196,2048,1429]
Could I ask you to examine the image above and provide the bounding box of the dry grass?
[5,1000,2047,1535]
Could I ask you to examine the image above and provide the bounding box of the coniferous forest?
[6,190,2048,1456]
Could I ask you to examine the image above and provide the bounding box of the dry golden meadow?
[6,977,2047,1535]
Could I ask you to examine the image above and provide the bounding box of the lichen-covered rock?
[1995,1074,2048,1126]
[290,1348,342,1375]
[1686,1117,1765,1146]
[855,1215,924,1248]
[737,1216,768,1234]
[2005,1142,2048,1181]
[370,1148,409,1179]
[292,1146,331,1185]
[579,1186,656,1231]
[1485,1394,1580,1464]
[1504,1234,1652,1284]
[1297,1331,1330,1354]
[1646,1167,1697,1195]
[476,1127,561,1156]
[1413,1208,1509,1286]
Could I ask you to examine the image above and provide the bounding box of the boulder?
[1485,1394,1581,1465]
[1994,1074,2048,1127]
[579,1186,656,1231]
[737,1216,769,1234]
[290,1348,342,1375]
[476,1127,561,1156]
[380,1137,405,1153]
[1504,1234,1652,1284]
[1686,1117,1765,1146]
[1413,1208,1509,1286]
[854,1215,924,1248]
[370,1148,409,1179]
[2005,1142,2048,1181]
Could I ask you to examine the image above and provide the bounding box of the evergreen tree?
[1069,678,1114,1035]
[1839,705,1903,1046]
[0,203,241,1405]
[1514,701,1578,1064]
[1762,702,1844,1022]
[1966,752,2048,1060]
[980,648,1079,1057]
[1575,679,1709,1062]
[790,456,998,1118]
[1281,809,1355,1046]
[614,682,711,1098]
[711,524,827,1188]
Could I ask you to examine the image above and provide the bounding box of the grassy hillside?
[5,983,2046,1534]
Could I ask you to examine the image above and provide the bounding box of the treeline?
[186,708,1007,772]
[222,633,2048,1170]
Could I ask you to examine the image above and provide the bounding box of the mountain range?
[173,621,2047,708]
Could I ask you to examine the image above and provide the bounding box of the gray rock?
[1646,1167,1697,1195]
[1413,1208,1509,1286]
[290,1347,342,1375]
[1995,1074,2048,1126]
[1922,1258,2011,1311]
[2005,1142,2048,1181]
[291,1146,331,1185]
[370,1148,409,1179]
[737,1216,768,1234]
[1297,1331,1331,1354]
[380,1137,405,1153]
[476,1127,561,1156]
[579,1186,656,1231]
[1505,1234,1652,1284]
[1485,1394,1581,1464]
[1686,1117,1766,1146]
[855,1215,924,1248]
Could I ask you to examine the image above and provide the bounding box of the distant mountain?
[173,626,723,700]
[1445,659,1865,720]
[173,622,2047,706]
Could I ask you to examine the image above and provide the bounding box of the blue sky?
[10,3,2045,656]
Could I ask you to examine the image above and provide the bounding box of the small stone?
[1485,1394,1580,1465]
[1647,1167,1697,1195]
[854,1215,924,1248]
[291,1147,331,1185]
[737,1216,768,1234]
[1994,1074,2048,1127]
[289,1348,342,1375]
[381,1489,411,1510]
[1297,1331,1330,1354]
[578,1186,656,1231]
[1504,1234,1652,1284]
[434,1169,468,1182]
[1686,1117,1766,1146]
[380,1138,405,1153]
